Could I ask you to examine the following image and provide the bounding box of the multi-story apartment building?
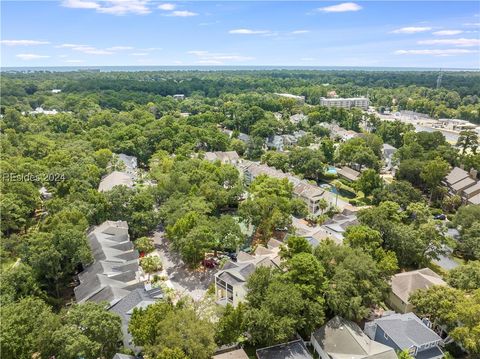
[320,97,369,110]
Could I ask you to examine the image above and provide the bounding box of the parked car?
[434,214,446,220]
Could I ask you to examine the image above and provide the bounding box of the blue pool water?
[326,166,337,175]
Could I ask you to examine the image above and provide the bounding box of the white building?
[214,239,281,307]
[320,97,369,110]
[274,93,306,104]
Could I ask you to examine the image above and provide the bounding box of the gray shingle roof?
[75,221,140,305]
[98,171,135,192]
[374,313,441,349]
[312,316,397,359]
[109,286,164,348]
[444,167,469,186]
[390,268,446,304]
[256,339,312,359]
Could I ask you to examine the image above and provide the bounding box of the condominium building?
[320,97,369,110]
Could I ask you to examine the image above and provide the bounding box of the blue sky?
[1,1,479,68]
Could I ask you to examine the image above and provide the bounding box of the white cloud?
[229,28,271,35]
[300,57,315,61]
[65,59,85,63]
[1,40,50,46]
[394,49,476,56]
[158,3,175,11]
[62,0,100,9]
[418,38,480,47]
[58,44,114,55]
[188,50,254,64]
[316,2,362,13]
[16,53,50,60]
[291,30,310,34]
[131,52,148,56]
[167,10,198,17]
[463,22,480,27]
[391,26,432,34]
[106,46,134,51]
[61,0,151,15]
[432,30,463,36]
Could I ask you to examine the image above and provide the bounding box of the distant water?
[2,65,479,73]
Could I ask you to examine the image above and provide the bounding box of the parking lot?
[152,229,217,301]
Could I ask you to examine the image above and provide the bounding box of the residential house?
[443,167,479,204]
[320,123,360,142]
[74,221,142,305]
[28,107,59,115]
[266,135,285,151]
[321,208,359,242]
[364,313,444,359]
[388,268,447,314]
[256,339,312,359]
[214,239,281,307]
[290,113,308,125]
[109,285,164,349]
[39,186,53,200]
[337,166,361,182]
[99,154,138,192]
[382,143,397,172]
[213,349,250,359]
[74,220,163,350]
[463,182,480,205]
[118,153,138,174]
[205,151,240,165]
[237,161,351,213]
[274,93,306,104]
[51,89,62,94]
[98,171,135,192]
[113,354,136,359]
[238,132,251,144]
[173,94,185,100]
[311,316,397,359]
[291,217,333,247]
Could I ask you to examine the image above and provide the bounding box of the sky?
[1,0,479,68]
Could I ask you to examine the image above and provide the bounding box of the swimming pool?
[326,166,337,175]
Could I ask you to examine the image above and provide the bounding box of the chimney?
[470,168,478,180]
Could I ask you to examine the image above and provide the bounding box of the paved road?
[152,229,217,301]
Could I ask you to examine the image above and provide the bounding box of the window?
[384,332,388,340]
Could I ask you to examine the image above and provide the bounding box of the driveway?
[152,229,217,301]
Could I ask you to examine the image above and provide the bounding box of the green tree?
[239,175,306,241]
[420,158,450,200]
[215,303,246,345]
[280,235,313,259]
[130,301,174,347]
[0,263,44,305]
[356,169,383,196]
[62,302,123,359]
[315,242,390,320]
[140,256,163,279]
[0,297,58,359]
[446,261,480,290]
[135,236,155,254]
[144,307,216,359]
[456,130,479,154]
